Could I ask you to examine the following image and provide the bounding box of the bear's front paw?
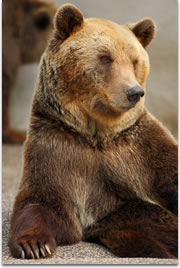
[9,234,56,259]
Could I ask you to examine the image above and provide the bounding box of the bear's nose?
[126,86,144,103]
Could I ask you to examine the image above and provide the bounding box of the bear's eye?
[100,55,113,64]
[133,59,138,69]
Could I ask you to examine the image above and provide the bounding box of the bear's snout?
[126,86,144,103]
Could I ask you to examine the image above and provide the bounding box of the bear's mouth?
[110,100,139,111]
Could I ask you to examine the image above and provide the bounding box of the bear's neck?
[47,99,146,146]
[33,89,145,147]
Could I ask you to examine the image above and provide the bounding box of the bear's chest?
[71,172,123,229]
[62,140,152,229]
[100,145,154,203]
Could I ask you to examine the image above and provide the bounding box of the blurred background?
[10,0,178,138]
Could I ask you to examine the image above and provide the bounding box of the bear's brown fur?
[2,0,57,144]
[9,4,178,259]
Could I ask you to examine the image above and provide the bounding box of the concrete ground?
[3,0,178,265]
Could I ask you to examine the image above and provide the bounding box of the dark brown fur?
[2,0,56,144]
[9,4,178,259]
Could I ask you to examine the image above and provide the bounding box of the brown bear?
[2,0,57,144]
[9,4,178,259]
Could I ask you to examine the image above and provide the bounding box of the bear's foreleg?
[84,199,177,258]
[8,203,58,259]
[9,202,81,259]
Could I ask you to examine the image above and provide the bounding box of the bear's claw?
[21,250,25,259]
[45,244,51,255]
[40,247,46,257]
[10,238,56,259]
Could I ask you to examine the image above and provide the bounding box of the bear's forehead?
[53,17,147,63]
[65,18,141,56]
[83,18,137,46]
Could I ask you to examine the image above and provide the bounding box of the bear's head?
[20,0,57,63]
[39,4,156,132]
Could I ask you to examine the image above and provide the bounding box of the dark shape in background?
[2,0,56,143]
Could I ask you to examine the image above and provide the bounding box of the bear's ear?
[129,18,156,48]
[54,4,84,40]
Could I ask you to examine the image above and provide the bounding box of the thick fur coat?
[9,4,178,259]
